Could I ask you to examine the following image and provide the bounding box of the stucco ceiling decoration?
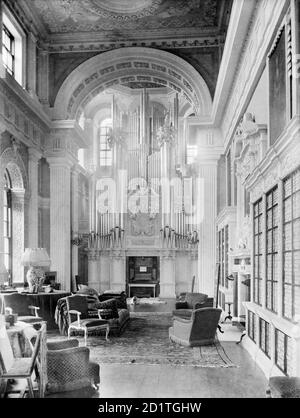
[31,0,219,33]
[86,0,162,18]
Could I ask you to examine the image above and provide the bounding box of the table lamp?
[21,248,51,293]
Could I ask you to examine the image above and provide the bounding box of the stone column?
[160,250,176,298]
[197,160,219,297]
[26,32,38,98]
[71,165,80,290]
[47,157,73,291]
[27,148,42,248]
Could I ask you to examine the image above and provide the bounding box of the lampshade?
[21,248,51,267]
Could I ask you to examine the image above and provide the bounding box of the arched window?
[99,118,112,167]
[3,170,12,283]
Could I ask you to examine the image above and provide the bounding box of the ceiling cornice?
[42,34,225,54]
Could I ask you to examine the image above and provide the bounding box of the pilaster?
[37,50,50,107]
[11,189,25,284]
[26,31,38,99]
[197,158,219,297]
[71,164,80,288]
[109,250,126,292]
[160,250,176,298]
[87,249,101,292]
[27,148,42,248]
[47,156,73,291]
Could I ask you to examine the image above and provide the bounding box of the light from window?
[2,9,24,86]
[266,187,279,313]
[99,118,112,167]
[253,199,263,305]
[283,167,300,320]
[2,24,15,76]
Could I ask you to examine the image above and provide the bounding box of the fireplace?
[126,257,160,298]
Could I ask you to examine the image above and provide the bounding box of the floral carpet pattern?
[83,314,237,368]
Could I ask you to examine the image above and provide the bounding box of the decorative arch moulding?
[52,47,212,121]
[0,147,28,190]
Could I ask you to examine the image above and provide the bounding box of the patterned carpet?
[80,314,237,368]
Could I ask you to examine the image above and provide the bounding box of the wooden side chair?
[0,323,44,398]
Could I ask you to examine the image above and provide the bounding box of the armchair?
[2,293,43,325]
[18,324,100,396]
[66,295,109,345]
[172,292,214,318]
[46,339,100,395]
[169,307,222,347]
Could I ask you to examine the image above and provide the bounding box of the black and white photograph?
[0,0,300,405]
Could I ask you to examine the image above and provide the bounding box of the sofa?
[90,298,130,336]
[172,292,214,318]
[77,287,130,336]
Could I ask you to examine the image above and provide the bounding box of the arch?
[0,147,28,190]
[53,47,212,121]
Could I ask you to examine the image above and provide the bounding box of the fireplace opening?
[126,256,160,298]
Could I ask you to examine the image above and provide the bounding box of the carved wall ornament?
[0,147,28,190]
[156,112,176,148]
[237,215,251,251]
[130,212,156,237]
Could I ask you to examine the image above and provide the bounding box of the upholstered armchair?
[169,307,222,346]
[46,339,100,395]
[2,293,43,325]
[172,292,214,318]
[66,295,109,345]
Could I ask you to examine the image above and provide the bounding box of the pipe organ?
[86,89,199,252]
[84,88,199,297]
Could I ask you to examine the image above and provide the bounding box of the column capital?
[46,155,76,170]
[28,147,42,162]
[45,121,88,162]
[28,30,38,44]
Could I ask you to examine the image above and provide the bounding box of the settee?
[78,287,130,336]
[172,292,214,318]
[55,288,130,336]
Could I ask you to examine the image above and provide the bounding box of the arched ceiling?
[16,0,233,100]
[53,47,212,121]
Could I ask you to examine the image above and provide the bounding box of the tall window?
[99,118,112,167]
[2,9,24,86]
[266,187,279,313]
[283,168,300,320]
[3,171,12,282]
[253,199,263,305]
[2,24,15,76]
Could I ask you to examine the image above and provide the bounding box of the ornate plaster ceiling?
[29,0,226,34]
